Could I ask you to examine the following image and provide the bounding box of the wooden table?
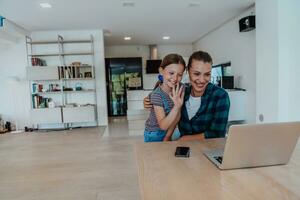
[135,139,300,200]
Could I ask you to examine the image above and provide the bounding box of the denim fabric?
[144,130,167,142]
[171,128,181,141]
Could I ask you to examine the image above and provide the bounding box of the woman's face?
[161,63,185,89]
[188,59,211,96]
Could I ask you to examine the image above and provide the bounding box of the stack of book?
[32,94,51,109]
[58,65,92,79]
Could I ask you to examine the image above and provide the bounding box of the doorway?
[105,57,143,116]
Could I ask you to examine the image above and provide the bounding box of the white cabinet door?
[31,108,62,124]
[127,90,152,110]
[62,106,95,123]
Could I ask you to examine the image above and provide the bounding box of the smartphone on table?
[175,146,190,157]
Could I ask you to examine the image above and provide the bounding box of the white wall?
[105,44,193,89]
[193,7,256,123]
[256,0,300,122]
[0,39,29,129]
[256,0,279,123]
[0,29,108,128]
[278,0,300,121]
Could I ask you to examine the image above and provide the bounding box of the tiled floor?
[0,117,144,200]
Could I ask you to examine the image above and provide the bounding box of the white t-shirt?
[185,95,201,120]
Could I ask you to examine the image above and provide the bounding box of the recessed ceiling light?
[40,3,52,8]
[124,36,131,40]
[188,2,200,7]
[122,2,135,7]
[163,36,170,40]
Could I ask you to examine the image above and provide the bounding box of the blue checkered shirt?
[178,83,230,138]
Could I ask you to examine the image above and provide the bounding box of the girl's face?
[160,63,185,89]
[188,59,211,96]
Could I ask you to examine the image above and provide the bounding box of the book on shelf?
[64,66,69,79]
[72,66,76,78]
[59,66,64,79]
[58,65,88,79]
[32,94,52,109]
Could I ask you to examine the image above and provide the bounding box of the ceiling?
[0,0,255,45]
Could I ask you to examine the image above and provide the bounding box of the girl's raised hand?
[169,83,184,109]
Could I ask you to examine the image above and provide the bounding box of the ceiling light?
[40,3,52,8]
[122,2,135,7]
[163,36,170,40]
[124,37,131,40]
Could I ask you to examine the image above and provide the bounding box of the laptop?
[203,121,300,170]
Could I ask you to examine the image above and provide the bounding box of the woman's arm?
[143,96,152,110]
[205,92,230,138]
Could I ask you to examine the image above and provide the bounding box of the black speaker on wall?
[239,15,255,32]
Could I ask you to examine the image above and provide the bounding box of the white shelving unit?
[26,35,98,128]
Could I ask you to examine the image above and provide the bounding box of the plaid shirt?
[178,83,230,138]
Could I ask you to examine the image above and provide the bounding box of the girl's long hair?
[154,54,186,89]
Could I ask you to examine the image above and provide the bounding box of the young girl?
[144,54,186,142]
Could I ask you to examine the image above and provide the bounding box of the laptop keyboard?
[214,156,223,164]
